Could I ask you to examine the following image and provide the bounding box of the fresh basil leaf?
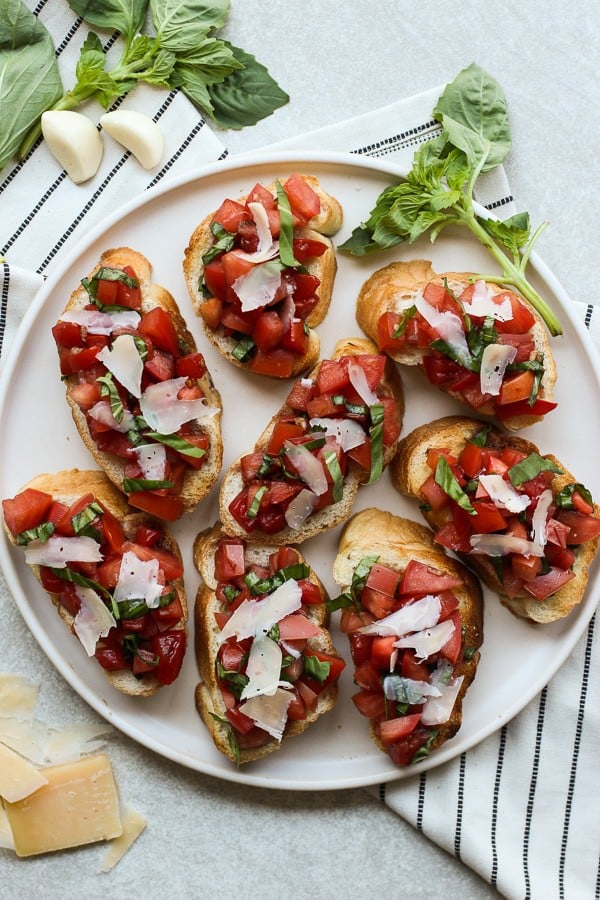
[433,62,510,172]
[171,60,214,114]
[231,336,255,362]
[482,212,531,254]
[208,713,241,764]
[117,599,150,620]
[222,584,240,603]
[68,0,149,37]
[468,425,491,447]
[145,431,206,458]
[71,501,103,535]
[410,730,438,765]
[507,453,563,487]
[202,221,235,265]
[303,655,331,685]
[216,662,249,699]
[429,338,476,371]
[16,521,55,545]
[435,456,476,514]
[82,266,138,307]
[0,0,63,170]
[50,566,112,601]
[338,225,388,256]
[257,454,275,478]
[326,592,353,613]
[173,35,242,81]
[392,305,417,338]
[274,180,300,268]
[150,0,228,51]
[207,43,289,129]
[123,478,175,492]
[323,449,344,502]
[367,403,384,485]
[97,372,124,423]
[267,623,280,642]
[463,646,477,661]
[555,482,593,510]
[351,554,379,600]
[246,485,267,519]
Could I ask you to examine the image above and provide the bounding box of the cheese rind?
[4,752,123,856]
[0,741,48,803]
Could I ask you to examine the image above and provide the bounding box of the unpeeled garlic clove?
[41,110,103,184]
[100,111,163,169]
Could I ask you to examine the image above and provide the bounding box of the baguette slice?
[183,174,343,378]
[219,337,404,544]
[356,259,557,430]
[332,508,483,765]
[2,470,188,697]
[56,247,223,519]
[193,525,343,764]
[393,416,600,622]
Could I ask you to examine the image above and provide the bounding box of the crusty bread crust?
[3,470,188,697]
[392,416,600,623]
[332,508,483,758]
[356,259,557,430]
[218,336,405,544]
[182,175,343,378]
[193,524,340,764]
[60,247,223,516]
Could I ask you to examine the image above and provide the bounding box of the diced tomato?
[352,690,387,719]
[144,349,175,382]
[296,679,319,712]
[511,554,543,582]
[221,251,255,292]
[419,474,450,512]
[56,582,82,618]
[219,640,247,672]
[225,706,256,736]
[377,311,406,352]
[379,714,421,745]
[387,726,433,766]
[381,396,402,447]
[265,481,301,507]
[247,182,276,211]
[39,566,67,594]
[435,522,472,554]
[98,505,125,553]
[360,586,396,619]
[439,611,462,665]
[342,609,375,637]
[544,545,576,569]
[94,430,134,459]
[175,352,206,380]
[498,370,535,405]
[317,359,349,395]
[95,278,118,306]
[256,506,287,534]
[267,419,305,454]
[52,320,84,348]
[201,297,224,330]
[68,381,102,410]
[555,511,600,544]
[303,649,345,688]
[278,614,320,641]
[399,559,463,595]
[292,238,327,263]
[493,293,536,334]
[59,346,102,375]
[366,563,400,598]
[299,580,323,605]
[494,398,558,420]
[115,266,142,310]
[345,354,386,392]
[401,650,431,682]
[523,567,576,601]
[305,394,339,418]
[252,311,284,352]
[371,635,397,670]
[423,281,454,310]
[285,689,307,722]
[286,379,315,411]
[139,307,180,356]
[127,491,184,522]
[122,541,184,580]
[571,490,594,516]
[281,320,309,356]
[470,500,508,533]
[213,198,248,233]
[228,489,257,533]
[2,489,53,537]
[250,348,295,378]
[149,630,186,685]
[215,539,246,581]
[459,442,483,478]
[95,643,127,671]
[347,438,371,472]
[354,661,382,692]
[422,354,462,386]
[283,173,321,221]
[96,556,123,590]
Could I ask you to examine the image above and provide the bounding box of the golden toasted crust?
[60,247,223,517]
[392,416,600,623]
[182,175,343,379]
[356,259,557,430]
[3,470,188,697]
[192,524,340,764]
[218,336,405,545]
[333,508,483,758]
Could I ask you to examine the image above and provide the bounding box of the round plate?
[1,151,599,790]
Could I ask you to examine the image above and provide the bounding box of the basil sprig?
[367,403,385,485]
[507,453,563,487]
[435,456,476,514]
[303,655,331,685]
[245,562,311,597]
[123,478,175,493]
[556,482,593,510]
[16,522,55,545]
[145,431,206,458]
[468,425,491,447]
[323,449,344,502]
[202,222,236,265]
[97,373,124,423]
[232,336,255,362]
[72,501,104,536]
[246,485,268,519]
[275,181,300,268]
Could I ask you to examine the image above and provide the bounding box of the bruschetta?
[393,416,600,622]
[53,247,223,521]
[183,173,343,379]
[356,259,557,430]
[193,525,345,764]
[219,337,404,544]
[332,508,483,766]
[2,470,188,696]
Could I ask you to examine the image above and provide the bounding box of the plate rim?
[1,149,599,791]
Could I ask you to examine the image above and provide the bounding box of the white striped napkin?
[1,6,599,899]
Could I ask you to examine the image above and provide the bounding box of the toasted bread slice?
[2,470,188,697]
[56,247,223,518]
[193,525,343,764]
[393,416,600,622]
[332,508,483,765]
[356,259,557,430]
[183,174,343,378]
[219,337,404,544]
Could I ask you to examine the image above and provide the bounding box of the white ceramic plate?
[1,151,599,790]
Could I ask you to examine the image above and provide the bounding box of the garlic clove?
[41,111,103,184]
[100,111,163,169]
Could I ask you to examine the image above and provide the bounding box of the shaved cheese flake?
[59,309,140,334]
[134,443,167,481]
[100,807,147,873]
[359,594,442,637]
[280,292,296,333]
[0,674,39,720]
[421,664,464,725]
[463,280,513,321]
[240,636,283,700]
[284,488,319,529]
[219,579,302,643]
[470,533,544,557]
[283,441,328,495]
[309,417,366,452]
[89,400,135,434]
[480,343,517,396]
[478,473,530,513]
[233,260,282,312]
[73,587,116,656]
[0,741,48,803]
[44,723,111,765]
[113,551,161,609]
[0,804,14,850]
[24,535,103,569]
[394,619,456,661]
[96,333,143,399]
[531,489,554,548]
[300,377,314,388]
[347,360,379,406]
[232,201,280,263]
[0,718,54,765]
[140,376,218,434]
[415,292,470,361]
[239,688,293,741]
